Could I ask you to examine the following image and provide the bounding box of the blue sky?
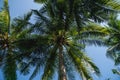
[0,0,3,11]
[9,0,41,19]
[86,46,120,80]
[0,0,120,80]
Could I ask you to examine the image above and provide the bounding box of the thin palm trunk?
[59,45,67,80]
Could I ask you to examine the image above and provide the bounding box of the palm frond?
[107,43,120,53]
[106,43,120,59]
[32,9,50,24]
[30,22,45,34]
[63,50,75,80]
[18,60,31,75]
[114,54,120,65]
[80,31,106,38]
[34,0,47,3]
[42,44,58,80]
[11,11,32,35]
[106,0,120,10]
[65,45,93,80]
[69,49,92,80]
[0,8,9,33]
[83,55,100,76]
[3,54,17,80]
[79,39,106,46]
[29,63,41,80]
[112,69,120,75]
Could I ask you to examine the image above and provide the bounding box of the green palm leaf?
[3,54,17,80]
[29,63,41,80]
[42,44,58,80]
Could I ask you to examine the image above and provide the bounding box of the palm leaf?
[63,50,75,80]
[69,49,92,80]
[18,60,31,75]
[34,0,47,3]
[3,54,17,80]
[83,55,100,76]
[32,9,50,24]
[79,39,106,46]
[42,44,58,80]
[29,63,41,80]
[65,45,93,80]
[11,11,32,35]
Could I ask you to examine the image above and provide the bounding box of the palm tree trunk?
[59,46,67,80]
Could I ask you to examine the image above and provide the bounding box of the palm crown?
[0,0,120,80]
[0,0,33,80]
[17,2,109,80]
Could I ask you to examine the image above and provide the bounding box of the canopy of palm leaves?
[15,2,110,80]
[34,0,120,22]
[106,15,120,65]
[0,0,120,80]
[15,0,120,80]
[0,0,34,80]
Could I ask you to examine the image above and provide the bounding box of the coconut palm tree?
[15,0,120,80]
[16,2,109,79]
[0,0,16,80]
[0,0,34,80]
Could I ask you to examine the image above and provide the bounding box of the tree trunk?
[59,46,67,80]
